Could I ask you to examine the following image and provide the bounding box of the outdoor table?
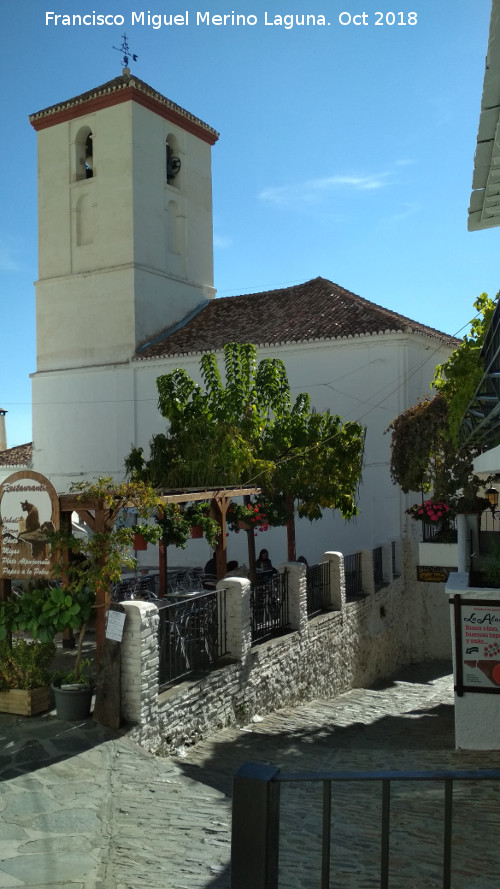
[166,590,206,601]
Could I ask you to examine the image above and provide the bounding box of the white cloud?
[259,172,390,208]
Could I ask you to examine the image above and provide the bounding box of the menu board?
[452,596,500,695]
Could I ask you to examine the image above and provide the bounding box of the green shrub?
[0,639,56,691]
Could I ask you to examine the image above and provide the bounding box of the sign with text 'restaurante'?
[0,471,60,580]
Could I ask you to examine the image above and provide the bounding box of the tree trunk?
[286,495,296,562]
[244,494,257,582]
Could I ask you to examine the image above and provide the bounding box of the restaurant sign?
[0,471,60,580]
[451,595,500,695]
[417,565,451,584]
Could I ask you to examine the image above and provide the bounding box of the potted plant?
[156,503,192,548]
[42,583,96,719]
[226,500,266,532]
[51,656,95,720]
[0,579,96,718]
[407,499,455,538]
[184,501,220,548]
[226,495,291,533]
[0,637,55,716]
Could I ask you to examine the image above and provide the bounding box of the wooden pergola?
[59,486,260,659]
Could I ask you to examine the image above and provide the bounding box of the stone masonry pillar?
[361,549,375,596]
[322,551,346,610]
[218,577,252,662]
[284,562,308,632]
[121,601,159,727]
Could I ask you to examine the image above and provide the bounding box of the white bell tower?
[30,69,218,372]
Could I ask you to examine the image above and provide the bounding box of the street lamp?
[485,486,499,516]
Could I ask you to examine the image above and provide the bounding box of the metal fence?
[422,516,458,543]
[231,763,500,889]
[373,545,384,589]
[158,589,227,687]
[391,540,400,578]
[306,562,330,617]
[251,571,289,644]
[344,551,363,601]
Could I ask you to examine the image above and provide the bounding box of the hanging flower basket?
[406,499,451,525]
[190,525,203,539]
[133,533,148,551]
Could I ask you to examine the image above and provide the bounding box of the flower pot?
[52,683,93,720]
[0,687,50,716]
[190,525,203,539]
[237,520,251,530]
[133,533,148,551]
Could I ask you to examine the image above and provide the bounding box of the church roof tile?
[136,277,458,359]
[0,443,32,468]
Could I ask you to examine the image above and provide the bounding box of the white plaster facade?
[29,331,452,566]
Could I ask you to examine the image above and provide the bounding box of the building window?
[75,126,94,181]
[166,136,181,185]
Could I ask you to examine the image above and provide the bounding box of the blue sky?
[1,1,498,447]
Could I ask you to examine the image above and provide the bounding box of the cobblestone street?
[1,660,500,888]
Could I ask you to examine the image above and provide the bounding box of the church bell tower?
[30,68,218,372]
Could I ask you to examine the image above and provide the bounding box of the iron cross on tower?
[113,33,138,69]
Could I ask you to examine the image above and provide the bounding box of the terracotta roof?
[136,277,458,360]
[29,72,219,144]
[0,443,32,468]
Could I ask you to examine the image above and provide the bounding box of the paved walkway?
[1,661,500,888]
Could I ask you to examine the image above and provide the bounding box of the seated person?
[256,549,274,572]
[225,559,249,578]
[204,552,217,575]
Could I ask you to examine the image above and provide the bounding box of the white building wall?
[35,100,215,373]
[29,330,452,563]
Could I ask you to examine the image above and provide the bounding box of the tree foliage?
[432,292,496,444]
[126,343,365,551]
[389,292,497,509]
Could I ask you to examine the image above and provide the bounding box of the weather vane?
[113,33,138,69]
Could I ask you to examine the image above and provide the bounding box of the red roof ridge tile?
[29,73,219,141]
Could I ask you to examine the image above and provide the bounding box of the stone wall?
[121,547,451,753]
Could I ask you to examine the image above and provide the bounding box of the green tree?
[126,343,365,560]
[432,292,496,444]
[389,292,497,510]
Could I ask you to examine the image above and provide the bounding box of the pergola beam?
[58,485,260,660]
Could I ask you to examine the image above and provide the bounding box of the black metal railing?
[231,763,500,889]
[158,589,227,686]
[306,562,330,617]
[422,516,458,543]
[373,546,384,589]
[344,552,363,601]
[111,573,156,602]
[251,571,289,644]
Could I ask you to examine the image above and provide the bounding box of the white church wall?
[31,328,451,563]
